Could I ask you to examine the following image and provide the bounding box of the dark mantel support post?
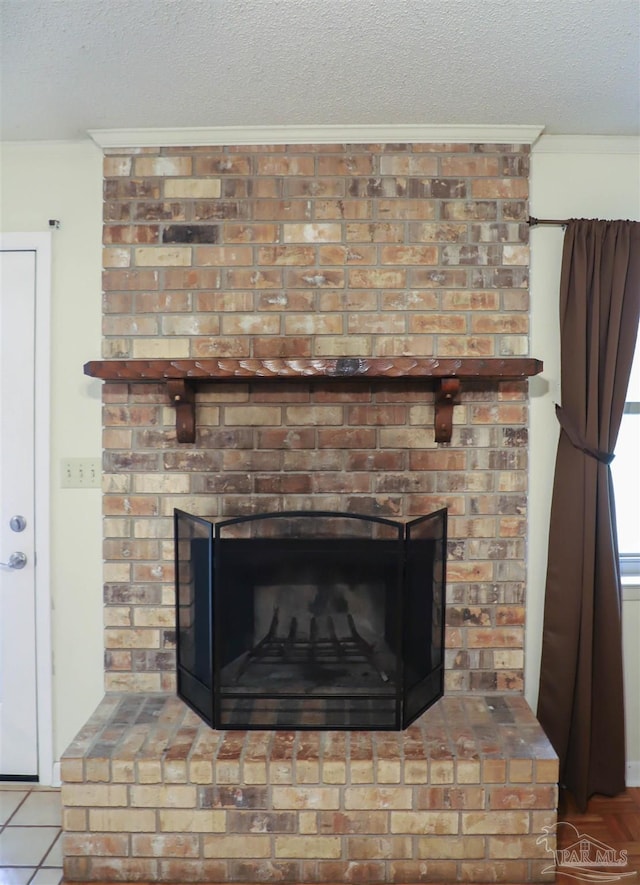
[84,357,543,445]
[166,379,196,444]
[434,378,461,444]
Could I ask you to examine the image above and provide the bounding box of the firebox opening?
[175,509,446,731]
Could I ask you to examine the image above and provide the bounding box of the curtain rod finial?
[528,216,570,227]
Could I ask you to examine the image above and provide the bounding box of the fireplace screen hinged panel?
[174,508,447,730]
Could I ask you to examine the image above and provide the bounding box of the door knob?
[0,552,27,569]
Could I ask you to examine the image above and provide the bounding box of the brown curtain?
[537,219,640,811]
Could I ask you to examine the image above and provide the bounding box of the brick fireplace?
[61,140,558,882]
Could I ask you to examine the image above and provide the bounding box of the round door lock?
[9,515,27,533]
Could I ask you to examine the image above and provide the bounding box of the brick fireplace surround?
[61,141,558,882]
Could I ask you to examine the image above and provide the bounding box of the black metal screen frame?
[403,508,447,728]
[174,509,214,727]
[175,508,446,730]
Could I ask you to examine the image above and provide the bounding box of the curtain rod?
[528,216,569,227]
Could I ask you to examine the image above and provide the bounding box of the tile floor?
[0,785,62,885]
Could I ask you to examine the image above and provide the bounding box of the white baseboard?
[50,760,61,787]
[627,760,640,787]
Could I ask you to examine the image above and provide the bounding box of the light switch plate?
[60,458,101,488]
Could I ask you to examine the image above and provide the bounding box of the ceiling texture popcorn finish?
[1,0,638,141]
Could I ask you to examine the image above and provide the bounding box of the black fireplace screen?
[174,509,446,730]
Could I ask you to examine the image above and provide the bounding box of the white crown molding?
[88,124,545,149]
[0,138,97,150]
[533,134,640,154]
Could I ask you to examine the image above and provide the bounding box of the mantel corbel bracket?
[434,378,461,444]
[167,380,196,443]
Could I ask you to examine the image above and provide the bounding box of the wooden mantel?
[84,357,543,444]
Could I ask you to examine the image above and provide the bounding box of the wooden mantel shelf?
[84,357,543,444]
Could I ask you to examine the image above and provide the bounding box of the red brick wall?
[100,142,531,695]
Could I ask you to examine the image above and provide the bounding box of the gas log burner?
[174,509,447,730]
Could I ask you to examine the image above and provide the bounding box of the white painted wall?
[0,141,104,770]
[527,135,640,785]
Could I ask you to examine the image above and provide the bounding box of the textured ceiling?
[1,0,639,141]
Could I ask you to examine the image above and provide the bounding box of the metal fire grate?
[231,606,391,688]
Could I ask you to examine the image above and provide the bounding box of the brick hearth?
[62,694,557,883]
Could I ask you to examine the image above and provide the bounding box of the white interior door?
[0,247,38,778]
